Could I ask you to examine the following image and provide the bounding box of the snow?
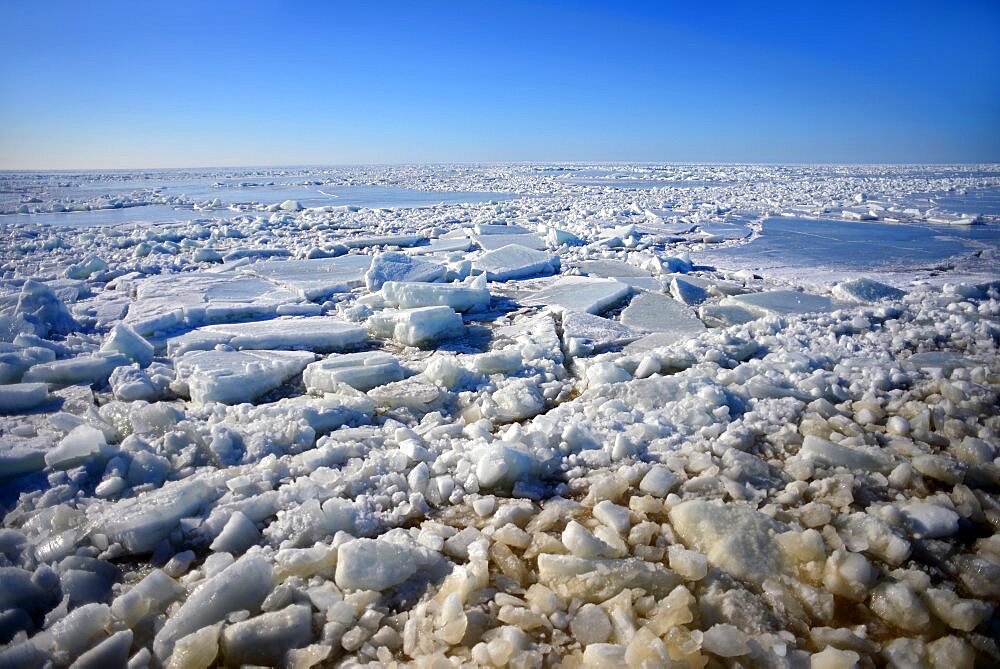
[524,276,632,315]
[0,164,998,668]
[174,349,314,404]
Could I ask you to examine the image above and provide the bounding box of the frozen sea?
[0,163,998,668]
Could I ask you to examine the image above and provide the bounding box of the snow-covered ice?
[0,163,998,668]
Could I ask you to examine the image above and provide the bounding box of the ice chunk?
[91,478,215,553]
[472,244,560,281]
[335,538,418,591]
[474,442,543,490]
[575,259,652,279]
[474,223,531,235]
[109,365,160,401]
[524,276,632,315]
[901,502,960,539]
[174,350,314,404]
[560,311,644,357]
[722,290,832,317]
[670,277,709,305]
[221,604,312,666]
[154,555,273,660]
[0,342,56,384]
[798,434,895,474]
[64,255,108,279]
[45,424,106,470]
[344,234,425,249]
[698,304,758,327]
[101,323,154,367]
[22,352,130,387]
[380,277,490,312]
[833,278,906,303]
[0,280,78,341]
[364,252,445,291]
[303,351,405,392]
[0,382,51,414]
[366,306,463,347]
[166,317,366,355]
[669,500,788,584]
[222,247,291,263]
[473,233,547,251]
[537,554,680,603]
[241,255,372,300]
[210,511,260,555]
[620,291,706,351]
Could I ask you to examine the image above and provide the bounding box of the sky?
[1,1,999,169]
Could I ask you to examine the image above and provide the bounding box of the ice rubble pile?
[0,163,998,668]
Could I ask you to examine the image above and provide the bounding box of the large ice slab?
[174,350,315,404]
[343,234,425,249]
[126,273,301,335]
[366,306,464,347]
[620,291,706,351]
[698,304,758,328]
[166,317,366,356]
[560,312,644,357]
[833,278,906,303]
[574,260,652,279]
[22,352,131,387]
[380,276,490,312]
[472,245,560,281]
[364,252,446,291]
[303,351,406,392]
[523,276,631,315]
[0,382,52,414]
[722,290,833,317]
[473,233,547,251]
[240,255,372,300]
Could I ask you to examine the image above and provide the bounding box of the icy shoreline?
[1,163,998,668]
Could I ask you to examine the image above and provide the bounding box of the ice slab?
[722,290,833,317]
[473,233,547,251]
[222,247,291,263]
[537,554,680,603]
[343,234,425,249]
[523,276,631,315]
[303,351,405,392]
[799,434,895,473]
[574,260,652,279]
[698,304,758,328]
[240,255,372,300]
[45,424,106,470]
[166,317,366,356]
[22,352,131,387]
[619,291,706,352]
[474,223,531,235]
[902,351,975,374]
[364,252,446,291]
[126,273,301,335]
[405,237,473,255]
[0,382,51,414]
[560,312,644,357]
[366,306,464,347]
[380,277,490,312]
[175,350,315,404]
[101,323,154,367]
[472,245,560,281]
[833,278,906,303]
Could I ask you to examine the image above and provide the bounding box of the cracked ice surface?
[0,163,999,668]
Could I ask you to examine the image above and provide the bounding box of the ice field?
[0,163,999,668]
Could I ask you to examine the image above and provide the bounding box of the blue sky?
[1,1,998,168]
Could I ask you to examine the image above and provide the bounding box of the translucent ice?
[380,276,490,312]
[303,351,406,392]
[174,350,315,404]
[366,306,464,346]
